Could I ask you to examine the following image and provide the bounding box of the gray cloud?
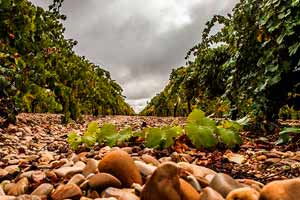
[30,0,238,112]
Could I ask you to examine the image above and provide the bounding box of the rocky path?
[0,113,300,199]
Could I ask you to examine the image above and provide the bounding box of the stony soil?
[0,113,300,200]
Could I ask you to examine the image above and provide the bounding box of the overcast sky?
[30,0,238,112]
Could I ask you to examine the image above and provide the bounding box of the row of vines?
[141,0,300,124]
[0,0,134,127]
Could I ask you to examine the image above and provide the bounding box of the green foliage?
[276,127,300,145]
[145,126,183,149]
[68,109,243,150]
[186,109,242,149]
[68,122,135,150]
[185,123,217,148]
[142,0,300,124]
[0,0,134,127]
[67,132,82,150]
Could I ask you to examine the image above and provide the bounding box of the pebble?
[141,162,181,200]
[134,161,157,176]
[101,188,139,200]
[67,174,86,185]
[179,178,200,200]
[4,165,20,175]
[83,159,98,177]
[31,183,54,197]
[98,150,142,187]
[16,194,41,200]
[209,173,244,198]
[260,178,300,200]
[88,173,122,191]
[141,155,160,166]
[51,184,82,200]
[0,186,5,196]
[256,155,267,161]
[200,187,224,200]
[7,178,29,196]
[265,158,281,164]
[0,196,16,200]
[54,161,86,177]
[226,187,259,200]
[177,162,217,178]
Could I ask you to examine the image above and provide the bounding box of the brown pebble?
[179,178,200,200]
[98,150,142,187]
[141,162,181,200]
[88,173,122,191]
[259,178,300,200]
[51,184,82,200]
[226,187,259,200]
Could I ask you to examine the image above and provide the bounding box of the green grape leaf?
[86,121,100,135]
[198,117,217,129]
[97,123,117,144]
[163,126,182,148]
[185,123,217,148]
[187,109,205,124]
[117,128,133,144]
[67,132,82,150]
[145,128,164,148]
[106,134,119,147]
[217,127,242,148]
[81,134,96,148]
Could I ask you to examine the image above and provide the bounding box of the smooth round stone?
[88,173,122,191]
[86,190,100,199]
[177,162,217,178]
[80,197,92,200]
[209,173,244,198]
[200,187,224,200]
[101,188,139,200]
[141,155,160,166]
[120,147,132,154]
[83,159,98,177]
[15,195,41,200]
[7,178,29,196]
[51,184,82,200]
[67,174,86,185]
[236,179,264,192]
[7,160,19,165]
[141,162,181,200]
[0,185,5,196]
[158,157,172,163]
[54,161,86,177]
[0,196,16,200]
[3,182,15,194]
[179,179,200,200]
[4,166,20,175]
[260,178,300,200]
[134,161,157,176]
[226,187,259,200]
[186,175,202,192]
[19,171,35,179]
[31,171,46,184]
[38,151,54,164]
[98,150,142,187]
[31,183,54,197]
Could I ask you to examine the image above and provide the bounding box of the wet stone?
[51,184,82,200]
[31,183,54,197]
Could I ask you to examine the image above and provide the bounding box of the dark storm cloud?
[30,0,238,112]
